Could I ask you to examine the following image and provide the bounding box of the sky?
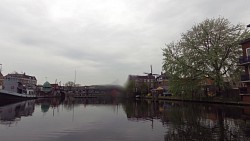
[0,0,249,86]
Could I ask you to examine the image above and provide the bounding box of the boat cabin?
[3,77,28,94]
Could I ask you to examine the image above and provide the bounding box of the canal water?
[0,98,250,141]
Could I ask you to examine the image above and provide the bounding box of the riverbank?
[144,96,250,106]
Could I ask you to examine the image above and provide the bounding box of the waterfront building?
[0,72,3,89]
[42,81,52,93]
[155,72,169,87]
[128,75,155,94]
[3,72,37,95]
[238,24,250,102]
[4,73,37,89]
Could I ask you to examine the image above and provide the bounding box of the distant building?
[4,72,37,89]
[155,72,169,88]
[128,75,155,94]
[42,81,52,93]
[0,72,4,89]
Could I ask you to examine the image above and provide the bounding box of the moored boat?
[0,73,37,100]
[0,89,37,100]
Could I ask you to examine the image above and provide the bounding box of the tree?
[65,81,75,87]
[124,80,136,97]
[163,18,250,96]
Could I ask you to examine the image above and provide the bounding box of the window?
[247,48,250,57]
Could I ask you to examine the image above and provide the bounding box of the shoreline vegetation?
[139,95,250,106]
[125,18,250,107]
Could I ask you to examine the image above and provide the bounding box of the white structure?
[4,73,37,89]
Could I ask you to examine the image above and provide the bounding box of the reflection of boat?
[0,100,35,125]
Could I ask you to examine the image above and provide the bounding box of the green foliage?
[124,80,136,97]
[168,76,202,97]
[163,17,250,96]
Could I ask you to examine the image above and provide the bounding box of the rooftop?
[5,73,36,80]
[240,38,250,45]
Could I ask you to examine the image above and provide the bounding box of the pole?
[74,69,76,86]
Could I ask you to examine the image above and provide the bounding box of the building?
[42,81,52,93]
[238,25,250,102]
[128,75,155,94]
[155,72,169,88]
[4,72,37,90]
[0,72,3,89]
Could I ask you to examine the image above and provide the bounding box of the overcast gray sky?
[0,0,249,85]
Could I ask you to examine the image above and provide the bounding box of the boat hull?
[0,90,37,100]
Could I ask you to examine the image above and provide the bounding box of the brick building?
[128,75,155,94]
[238,24,250,102]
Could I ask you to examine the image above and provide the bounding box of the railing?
[239,56,250,64]
[241,74,250,81]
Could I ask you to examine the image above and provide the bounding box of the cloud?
[0,0,249,85]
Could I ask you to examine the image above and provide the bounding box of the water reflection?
[0,100,35,126]
[0,98,250,140]
[122,100,250,141]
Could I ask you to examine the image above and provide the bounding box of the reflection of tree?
[164,103,250,141]
[122,100,250,141]
[164,104,213,141]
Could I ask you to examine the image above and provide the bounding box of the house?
[238,25,250,102]
[4,72,37,90]
[128,75,155,94]
[155,72,169,88]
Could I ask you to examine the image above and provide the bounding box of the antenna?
[74,69,76,86]
[150,65,152,74]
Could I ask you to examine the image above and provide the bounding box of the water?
[0,98,250,141]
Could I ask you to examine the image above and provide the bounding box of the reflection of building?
[0,100,35,125]
[4,73,37,89]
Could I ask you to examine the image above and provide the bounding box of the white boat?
[0,77,37,100]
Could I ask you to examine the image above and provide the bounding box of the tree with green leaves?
[124,80,136,97]
[163,17,250,96]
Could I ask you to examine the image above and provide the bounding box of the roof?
[129,75,155,80]
[156,74,169,80]
[43,81,51,88]
[240,38,250,45]
[5,73,37,80]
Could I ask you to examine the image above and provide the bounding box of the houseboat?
[0,73,37,100]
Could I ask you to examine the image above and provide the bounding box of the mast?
[74,69,76,86]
